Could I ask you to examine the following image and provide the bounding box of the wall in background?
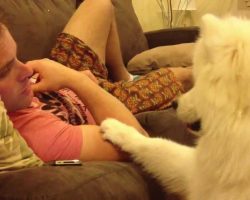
[132,0,250,31]
[132,0,165,31]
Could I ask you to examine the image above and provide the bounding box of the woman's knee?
[79,0,114,16]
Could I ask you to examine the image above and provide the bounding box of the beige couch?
[0,0,198,199]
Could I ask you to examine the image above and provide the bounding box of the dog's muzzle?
[171,101,201,131]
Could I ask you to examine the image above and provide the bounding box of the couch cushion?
[112,0,149,65]
[0,0,148,65]
[127,43,194,75]
[0,101,43,172]
[135,108,196,146]
[0,0,75,62]
[0,162,163,200]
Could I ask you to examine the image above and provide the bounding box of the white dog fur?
[100,14,250,200]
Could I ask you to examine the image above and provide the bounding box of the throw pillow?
[0,101,43,172]
[0,0,75,62]
[127,43,195,75]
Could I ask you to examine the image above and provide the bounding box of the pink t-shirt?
[9,95,95,162]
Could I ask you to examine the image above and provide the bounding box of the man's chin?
[11,98,33,112]
[25,95,34,108]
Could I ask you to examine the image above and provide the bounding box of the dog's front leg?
[176,88,199,124]
[101,118,194,197]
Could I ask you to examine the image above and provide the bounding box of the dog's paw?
[101,118,139,147]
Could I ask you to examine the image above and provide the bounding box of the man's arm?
[28,59,145,133]
[27,59,149,161]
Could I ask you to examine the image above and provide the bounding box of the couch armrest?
[145,26,199,49]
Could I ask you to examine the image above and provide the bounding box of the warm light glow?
[171,0,196,11]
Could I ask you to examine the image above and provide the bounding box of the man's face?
[0,28,34,112]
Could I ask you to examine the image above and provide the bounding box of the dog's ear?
[200,14,242,67]
[200,14,222,42]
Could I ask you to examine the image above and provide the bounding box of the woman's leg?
[105,18,131,81]
[99,68,184,114]
[63,0,112,63]
[62,0,130,81]
[49,0,191,115]
[168,66,193,92]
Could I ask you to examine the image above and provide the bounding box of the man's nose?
[17,61,33,81]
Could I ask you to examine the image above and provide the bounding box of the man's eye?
[0,65,12,79]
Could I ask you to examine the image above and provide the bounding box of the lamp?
[171,0,196,11]
[157,0,196,28]
[171,0,196,27]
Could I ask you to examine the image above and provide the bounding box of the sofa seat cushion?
[135,108,196,146]
[0,161,159,200]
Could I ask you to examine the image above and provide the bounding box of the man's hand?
[27,59,145,134]
[26,59,97,93]
[27,59,79,92]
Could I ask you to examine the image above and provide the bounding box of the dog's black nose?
[188,120,201,131]
[172,101,178,110]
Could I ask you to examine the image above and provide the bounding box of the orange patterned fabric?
[50,33,108,79]
[50,33,183,114]
[98,69,183,114]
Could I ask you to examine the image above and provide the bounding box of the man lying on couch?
[0,24,145,163]
[0,0,192,164]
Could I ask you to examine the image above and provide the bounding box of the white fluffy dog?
[100,14,250,200]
